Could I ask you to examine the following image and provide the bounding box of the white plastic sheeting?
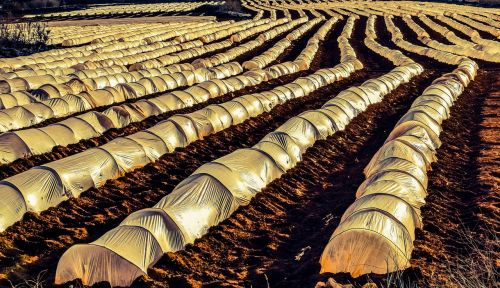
[337,16,364,70]
[365,16,416,67]
[320,59,477,277]
[199,19,270,44]
[130,19,291,71]
[30,64,195,100]
[41,2,219,19]
[192,18,303,69]
[0,18,277,79]
[0,63,242,164]
[0,75,70,93]
[55,59,363,286]
[384,16,467,65]
[0,21,228,71]
[242,18,320,70]
[0,53,359,231]
[0,66,226,133]
[0,15,338,164]
[0,92,36,110]
[231,18,288,43]
[436,15,500,51]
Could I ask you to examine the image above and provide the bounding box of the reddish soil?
[476,74,500,234]
[0,14,497,288]
[412,16,455,46]
[0,17,376,286]
[0,21,317,179]
[131,67,439,288]
[407,69,499,288]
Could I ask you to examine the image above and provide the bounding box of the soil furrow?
[0,55,376,288]
[16,24,295,130]
[1,11,497,288]
[0,24,324,180]
[412,16,454,46]
[113,18,443,288]
[409,69,499,287]
[350,16,393,72]
[133,60,439,288]
[0,14,382,287]
[474,73,500,235]
[265,19,323,67]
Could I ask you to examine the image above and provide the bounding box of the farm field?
[0,1,498,287]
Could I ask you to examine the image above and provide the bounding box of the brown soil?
[130,67,439,288]
[0,14,497,288]
[0,21,317,179]
[408,70,499,288]
[476,74,499,233]
[0,17,374,286]
[412,16,455,46]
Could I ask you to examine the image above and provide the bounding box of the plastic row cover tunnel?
[0,64,231,133]
[0,21,225,72]
[0,64,182,111]
[319,58,478,277]
[81,37,222,71]
[198,19,271,44]
[0,67,78,81]
[435,15,500,50]
[45,2,218,20]
[0,74,70,94]
[55,59,429,287]
[364,16,416,67]
[1,54,341,228]
[191,17,306,69]
[74,20,256,71]
[131,18,289,71]
[259,16,341,80]
[243,16,332,70]
[69,39,204,70]
[0,22,346,165]
[142,20,236,45]
[337,15,364,71]
[0,63,272,230]
[242,17,321,70]
[2,19,241,74]
[61,22,194,47]
[127,39,230,71]
[19,35,192,71]
[384,16,469,65]
[0,63,243,164]
[30,64,196,101]
[0,65,128,109]
[416,15,500,61]
[2,23,184,69]
[230,17,289,43]
[0,64,194,110]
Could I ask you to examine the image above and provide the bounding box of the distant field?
[45,16,217,27]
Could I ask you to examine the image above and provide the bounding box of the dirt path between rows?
[137,17,498,288]
[133,69,438,288]
[0,21,320,180]
[0,18,379,287]
[125,17,444,288]
[45,16,217,27]
[1,14,497,288]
